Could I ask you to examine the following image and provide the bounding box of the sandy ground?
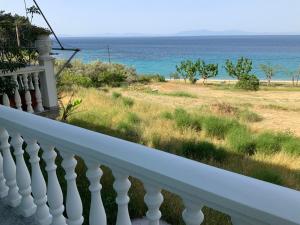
[126,82,300,136]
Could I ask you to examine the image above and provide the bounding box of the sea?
[53,36,300,80]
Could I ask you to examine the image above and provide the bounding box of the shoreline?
[166,78,295,83]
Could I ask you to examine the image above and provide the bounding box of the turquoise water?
[54,36,300,80]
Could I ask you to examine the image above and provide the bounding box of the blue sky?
[2,0,300,36]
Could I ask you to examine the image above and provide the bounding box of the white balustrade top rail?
[0,65,45,77]
[0,106,300,225]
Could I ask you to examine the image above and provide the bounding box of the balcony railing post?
[0,151,8,198]
[182,199,204,225]
[0,127,21,207]
[35,35,58,109]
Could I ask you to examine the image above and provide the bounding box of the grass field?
[60,81,300,225]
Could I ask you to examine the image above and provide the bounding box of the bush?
[112,92,122,99]
[251,169,283,185]
[137,74,166,83]
[235,74,260,91]
[122,97,134,107]
[182,140,227,162]
[238,109,263,122]
[226,126,256,155]
[203,116,240,139]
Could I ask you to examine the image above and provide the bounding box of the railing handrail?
[0,65,45,77]
[0,106,299,225]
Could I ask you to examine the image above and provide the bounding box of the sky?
[1,0,300,36]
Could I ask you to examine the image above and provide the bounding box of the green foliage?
[122,97,134,107]
[203,116,239,139]
[0,77,17,95]
[235,74,260,91]
[196,60,218,84]
[60,95,82,122]
[238,109,263,122]
[251,169,283,185]
[0,11,50,73]
[56,60,138,88]
[176,60,198,84]
[226,126,256,155]
[282,138,300,156]
[224,57,253,80]
[182,140,227,162]
[112,92,122,99]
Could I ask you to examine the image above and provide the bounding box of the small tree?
[196,60,218,85]
[260,64,280,86]
[176,60,198,84]
[282,67,297,86]
[224,57,253,80]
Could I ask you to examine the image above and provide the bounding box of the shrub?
[226,126,256,155]
[251,169,283,185]
[238,109,263,122]
[122,97,134,107]
[182,140,227,162]
[117,121,139,141]
[235,74,260,91]
[203,116,240,139]
[112,92,122,99]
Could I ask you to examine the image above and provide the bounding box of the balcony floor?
[0,200,38,225]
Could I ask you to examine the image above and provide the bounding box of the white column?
[22,73,34,113]
[25,137,52,225]
[36,35,58,109]
[61,152,83,225]
[2,93,10,107]
[10,131,36,216]
[182,199,204,225]
[85,160,106,225]
[0,127,21,207]
[28,74,34,90]
[33,72,45,112]
[143,183,163,225]
[0,152,8,198]
[41,144,67,225]
[112,169,131,225]
[13,75,22,110]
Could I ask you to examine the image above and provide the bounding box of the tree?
[196,60,218,85]
[176,60,198,84]
[224,57,253,80]
[260,64,280,86]
[282,67,298,86]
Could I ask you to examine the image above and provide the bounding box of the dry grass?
[61,83,300,225]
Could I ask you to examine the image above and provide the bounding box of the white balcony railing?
[0,66,46,113]
[0,106,300,225]
[0,35,58,112]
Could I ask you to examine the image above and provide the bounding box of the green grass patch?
[126,112,141,124]
[202,116,240,139]
[173,108,203,131]
[165,91,197,98]
[112,92,122,99]
[182,140,227,162]
[251,169,283,185]
[122,97,135,107]
[226,126,256,155]
[160,111,173,120]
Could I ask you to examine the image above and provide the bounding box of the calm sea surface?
[54,36,300,80]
